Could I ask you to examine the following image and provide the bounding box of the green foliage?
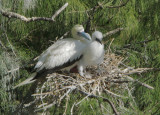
[0,0,160,114]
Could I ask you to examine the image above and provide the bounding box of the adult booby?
[78,31,104,77]
[14,25,91,88]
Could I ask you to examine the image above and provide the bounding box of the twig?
[107,38,115,53]
[77,89,119,115]
[0,3,68,22]
[59,86,76,104]
[101,104,112,114]
[71,102,76,115]
[35,103,56,112]
[63,95,70,115]
[76,95,90,106]
[135,80,154,90]
[123,68,157,75]
[125,76,154,90]
[6,67,20,74]
[37,103,48,109]
[103,88,127,98]
[52,3,68,20]
[59,31,70,39]
[103,28,124,38]
[24,100,37,108]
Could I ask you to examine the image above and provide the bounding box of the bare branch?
[135,80,154,90]
[71,103,76,115]
[63,95,69,115]
[123,68,157,75]
[103,88,127,98]
[59,31,70,40]
[0,3,68,22]
[103,28,124,38]
[52,3,68,20]
[77,90,119,115]
[34,103,56,112]
[124,76,154,90]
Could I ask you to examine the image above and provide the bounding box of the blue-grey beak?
[78,31,92,41]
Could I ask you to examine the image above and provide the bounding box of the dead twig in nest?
[29,51,154,114]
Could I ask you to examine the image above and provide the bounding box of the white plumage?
[78,31,104,76]
[34,25,91,73]
[34,38,86,71]
[13,24,91,88]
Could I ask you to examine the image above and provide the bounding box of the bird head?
[92,31,103,41]
[71,24,91,41]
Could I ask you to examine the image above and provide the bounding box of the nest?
[25,48,154,114]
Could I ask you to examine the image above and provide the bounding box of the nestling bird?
[77,31,104,77]
[13,24,91,89]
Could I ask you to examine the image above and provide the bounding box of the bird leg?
[78,65,85,77]
[78,65,92,78]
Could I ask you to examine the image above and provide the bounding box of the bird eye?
[77,32,81,35]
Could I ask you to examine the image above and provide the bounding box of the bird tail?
[13,72,37,89]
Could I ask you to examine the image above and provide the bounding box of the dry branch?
[52,3,68,20]
[123,68,156,75]
[29,52,155,114]
[77,89,119,115]
[0,3,68,22]
[103,28,124,38]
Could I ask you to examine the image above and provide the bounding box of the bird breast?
[82,41,104,66]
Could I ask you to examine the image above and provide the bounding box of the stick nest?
[28,50,154,114]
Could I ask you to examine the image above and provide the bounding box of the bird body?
[83,31,104,66]
[77,31,104,76]
[82,39,104,66]
[13,25,91,89]
[34,38,86,72]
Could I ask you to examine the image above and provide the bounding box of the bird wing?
[13,72,37,89]
[34,38,86,71]
[13,39,86,89]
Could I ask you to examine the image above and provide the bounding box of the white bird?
[78,31,104,77]
[13,24,91,88]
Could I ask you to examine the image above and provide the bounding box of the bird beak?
[78,31,92,41]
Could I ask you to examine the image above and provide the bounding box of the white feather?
[35,38,87,72]
[13,72,37,89]
[82,41,104,65]
[77,31,104,76]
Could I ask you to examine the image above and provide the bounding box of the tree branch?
[77,89,119,115]
[52,3,68,20]
[0,3,68,22]
[103,27,124,38]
